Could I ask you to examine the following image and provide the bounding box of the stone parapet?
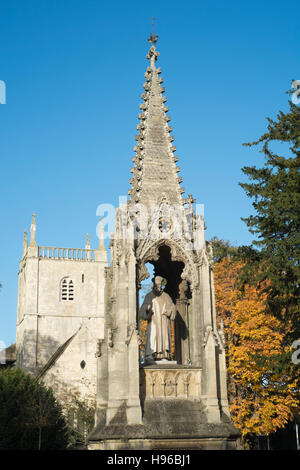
[38,246,96,261]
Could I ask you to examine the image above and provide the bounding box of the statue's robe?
[140,290,176,359]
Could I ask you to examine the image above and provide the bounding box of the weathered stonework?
[88,39,240,449]
[16,37,239,449]
[16,217,107,405]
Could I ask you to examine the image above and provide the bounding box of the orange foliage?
[214,258,299,437]
[139,319,147,357]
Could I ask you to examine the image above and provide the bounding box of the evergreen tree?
[239,98,300,341]
[0,368,69,450]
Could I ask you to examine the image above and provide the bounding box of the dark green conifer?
[239,98,300,340]
[0,368,69,450]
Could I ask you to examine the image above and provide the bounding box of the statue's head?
[153,276,166,295]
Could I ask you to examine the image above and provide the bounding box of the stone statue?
[140,276,176,363]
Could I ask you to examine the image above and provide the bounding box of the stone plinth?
[88,366,239,450]
[140,365,201,400]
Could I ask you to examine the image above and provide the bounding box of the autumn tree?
[214,256,299,446]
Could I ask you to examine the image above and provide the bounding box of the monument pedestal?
[88,365,239,450]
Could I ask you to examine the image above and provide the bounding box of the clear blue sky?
[0,0,299,346]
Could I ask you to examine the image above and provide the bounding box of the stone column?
[126,248,142,424]
[95,339,108,425]
[126,329,142,424]
[202,328,221,423]
[217,325,230,418]
[200,257,213,329]
[106,258,128,424]
[198,252,221,422]
[190,286,202,366]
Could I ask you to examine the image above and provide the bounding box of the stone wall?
[16,246,107,393]
[41,319,103,405]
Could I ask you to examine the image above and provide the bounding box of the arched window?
[60,277,74,301]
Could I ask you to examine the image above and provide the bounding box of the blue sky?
[0,0,299,345]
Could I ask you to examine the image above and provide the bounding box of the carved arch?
[137,238,198,287]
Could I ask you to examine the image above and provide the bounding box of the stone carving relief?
[137,259,150,283]
[141,369,201,399]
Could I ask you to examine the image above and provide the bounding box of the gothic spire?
[128,36,184,208]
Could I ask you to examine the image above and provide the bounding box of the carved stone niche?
[137,239,193,287]
[137,241,194,365]
[140,368,201,401]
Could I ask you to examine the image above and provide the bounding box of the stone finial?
[183,194,196,206]
[29,213,37,247]
[146,45,159,68]
[207,242,214,266]
[22,230,28,256]
[85,233,91,250]
[148,17,158,47]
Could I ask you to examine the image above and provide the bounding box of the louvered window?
[61,277,74,301]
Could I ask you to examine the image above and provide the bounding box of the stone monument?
[88,32,239,450]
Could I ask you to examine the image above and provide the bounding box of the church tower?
[16,213,107,405]
[88,35,239,450]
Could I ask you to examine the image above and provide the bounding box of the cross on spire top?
[183,194,196,206]
[148,16,158,46]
